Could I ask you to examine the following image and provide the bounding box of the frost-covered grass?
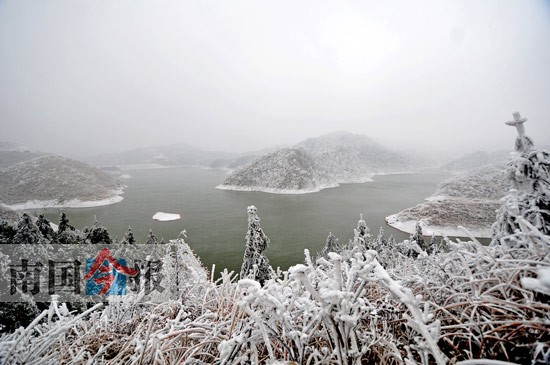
[1,223,547,364]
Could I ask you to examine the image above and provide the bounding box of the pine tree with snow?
[428,234,438,254]
[375,227,387,251]
[240,205,272,285]
[0,220,16,244]
[58,211,74,233]
[36,214,55,242]
[84,218,112,244]
[321,232,339,258]
[12,213,45,245]
[146,228,158,244]
[57,212,82,244]
[387,234,396,249]
[350,213,372,250]
[122,226,136,244]
[492,112,550,245]
[411,222,427,252]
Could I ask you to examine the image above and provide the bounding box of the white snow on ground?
[119,173,131,179]
[385,214,492,238]
[521,267,550,295]
[0,190,124,210]
[49,222,59,232]
[153,212,181,221]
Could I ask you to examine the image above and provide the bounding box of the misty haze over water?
[1,0,549,159]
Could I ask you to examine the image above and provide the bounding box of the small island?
[217,131,417,194]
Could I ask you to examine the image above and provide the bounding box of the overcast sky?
[1,0,549,158]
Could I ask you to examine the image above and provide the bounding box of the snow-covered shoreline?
[216,171,417,195]
[0,190,124,210]
[385,213,492,238]
[215,183,339,195]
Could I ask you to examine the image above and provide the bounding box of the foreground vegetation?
[0,117,548,364]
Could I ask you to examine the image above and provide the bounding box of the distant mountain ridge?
[86,143,232,167]
[85,143,278,171]
[0,155,124,210]
[218,131,418,194]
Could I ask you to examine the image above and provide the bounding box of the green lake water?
[36,167,449,274]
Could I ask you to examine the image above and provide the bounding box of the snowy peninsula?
[386,164,508,238]
[217,132,419,194]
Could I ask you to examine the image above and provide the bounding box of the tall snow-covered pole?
[492,112,550,244]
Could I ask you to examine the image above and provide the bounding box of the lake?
[37,167,449,274]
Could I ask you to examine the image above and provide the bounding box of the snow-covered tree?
[240,205,272,285]
[57,211,74,233]
[387,234,396,248]
[492,112,550,245]
[145,228,158,245]
[320,232,339,258]
[428,234,438,254]
[36,214,55,242]
[151,235,208,303]
[411,221,427,252]
[375,226,387,251]
[350,213,372,250]
[84,218,112,244]
[12,213,45,245]
[0,220,16,244]
[122,226,136,244]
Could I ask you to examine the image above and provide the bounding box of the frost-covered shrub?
[240,205,273,286]
[0,112,548,364]
[1,217,548,364]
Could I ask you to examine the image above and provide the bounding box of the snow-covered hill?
[386,164,508,237]
[217,132,417,193]
[218,148,328,193]
[0,155,124,209]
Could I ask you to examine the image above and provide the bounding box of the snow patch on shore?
[216,172,417,195]
[385,214,492,238]
[1,191,124,210]
[215,183,340,195]
[153,212,181,221]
